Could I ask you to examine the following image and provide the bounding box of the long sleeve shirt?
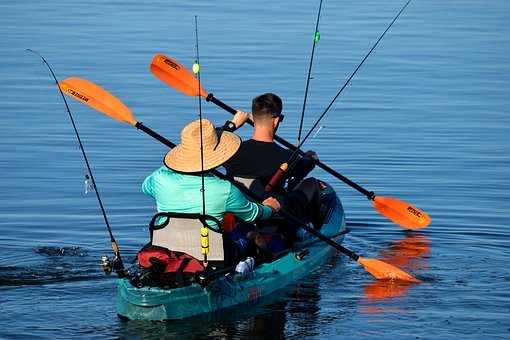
[142,166,272,231]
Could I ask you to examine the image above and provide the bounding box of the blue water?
[1,0,509,338]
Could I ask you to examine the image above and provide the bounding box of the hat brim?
[164,131,241,173]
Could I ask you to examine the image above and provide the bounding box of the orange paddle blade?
[357,256,421,283]
[373,196,431,230]
[59,77,137,126]
[150,54,208,98]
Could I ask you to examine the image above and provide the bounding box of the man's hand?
[232,110,250,128]
[304,150,319,161]
[262,197,281,213]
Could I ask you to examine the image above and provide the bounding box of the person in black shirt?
[224,93,317,192]
[223,93,326,245]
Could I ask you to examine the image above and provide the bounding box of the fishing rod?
[260,0,414,198]
[290,0,413,163]
[297,0,323,145]
[27,49,126,277]
[193,16,210,266]
[265,0,324,193]
[56,76,421,282]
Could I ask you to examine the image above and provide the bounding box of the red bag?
[137,245,204,274]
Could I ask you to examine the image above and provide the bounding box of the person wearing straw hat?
[142,118,281,236]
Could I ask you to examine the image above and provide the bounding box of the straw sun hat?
[164,119,241,173]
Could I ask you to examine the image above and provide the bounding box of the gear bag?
[135,244,205,288]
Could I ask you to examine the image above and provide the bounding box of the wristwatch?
[222,120,237,132]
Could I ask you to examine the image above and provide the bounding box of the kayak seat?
[148,212,225,262]
[234,177,265,197]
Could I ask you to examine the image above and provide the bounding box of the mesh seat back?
[152,217,224,261]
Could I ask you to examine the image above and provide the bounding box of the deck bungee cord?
[55,76,420,282]
[26,49,126,277]
[148,0,430,230]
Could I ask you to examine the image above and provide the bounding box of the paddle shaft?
[205,94,375,200]
[134,121,360,261]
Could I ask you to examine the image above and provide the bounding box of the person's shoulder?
[269,141,292,159]
[209,173,240,196]
[211,173,233,187]
[155,166,174,175]
[149,166,182,181]
[243,139,284,151]
[239,139,259,149]
[272,141,289,152]
[244,139,290,164]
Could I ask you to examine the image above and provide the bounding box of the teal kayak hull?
[117,187,346,321]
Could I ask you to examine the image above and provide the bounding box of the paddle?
[58,76,421,283]
[149,54,430,230]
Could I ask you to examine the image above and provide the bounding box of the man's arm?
[219,110,250,132]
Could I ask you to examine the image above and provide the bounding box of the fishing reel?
[99,255,126,277]
[100,255,113,275]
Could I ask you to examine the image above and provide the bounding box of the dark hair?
[252,93,283,119]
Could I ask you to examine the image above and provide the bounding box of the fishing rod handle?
[264,162,288,193]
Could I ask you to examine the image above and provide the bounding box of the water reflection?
[119,292,289,338]
[362,232,430,306]
[377,233,431,271]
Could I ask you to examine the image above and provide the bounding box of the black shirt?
[224,139,315,190]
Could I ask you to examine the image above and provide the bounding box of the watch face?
[225,121,235,131]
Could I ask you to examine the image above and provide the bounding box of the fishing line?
[287,0,412,170]
[193,16,210,265]
[26,49,125,274]
[193,17,205,217]
[297,0,323,145]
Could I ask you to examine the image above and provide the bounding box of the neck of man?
[251,125,274,142]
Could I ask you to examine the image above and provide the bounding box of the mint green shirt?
[142,167,272,231]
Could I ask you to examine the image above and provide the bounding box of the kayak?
[116,182,346,321]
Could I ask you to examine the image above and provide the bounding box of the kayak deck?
[117,185,346,321]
